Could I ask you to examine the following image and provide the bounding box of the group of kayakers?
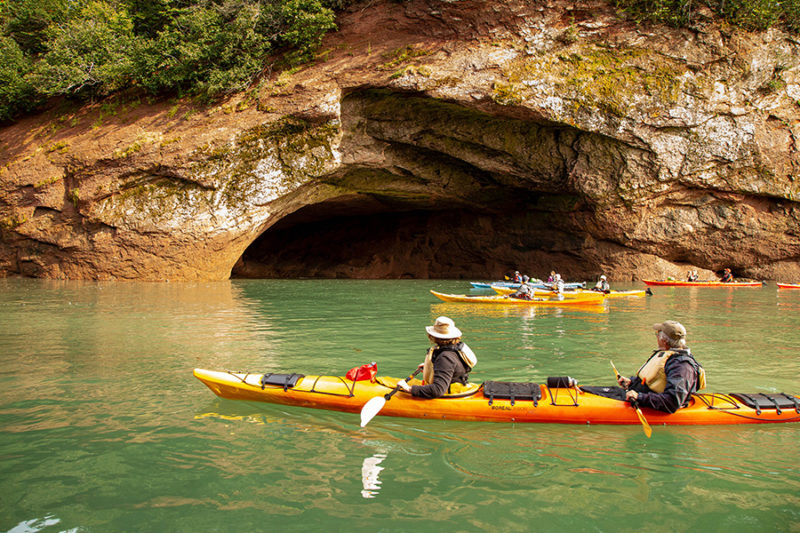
[505,269,581,301]
[398,314,706,415]
[508,271,609,301]
[407,268,703,414]
[686,268,735,282]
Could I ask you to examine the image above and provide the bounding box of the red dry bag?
[346,362,377,382]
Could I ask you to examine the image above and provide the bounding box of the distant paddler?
[548,273,565,300]
[509,276,534,300]
[592,275,610,293]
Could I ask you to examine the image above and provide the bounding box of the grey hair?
[658,330,687,349]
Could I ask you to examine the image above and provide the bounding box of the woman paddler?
[395,316,477,398]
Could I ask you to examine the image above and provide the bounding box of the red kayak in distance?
[777,283,800,289]
[642,279,763,287]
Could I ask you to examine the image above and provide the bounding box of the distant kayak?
[194,368,800,426]
[777,283,800,289]
[470,281,586,290]
[642,280,763,287]
[430,290,604,306]
[492,286,648,298]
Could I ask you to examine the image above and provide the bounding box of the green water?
[1,279,799,532]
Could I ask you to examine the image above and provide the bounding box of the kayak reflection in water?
[616,321,706,413]
[395,316,477,398]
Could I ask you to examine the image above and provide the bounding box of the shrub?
[0,35,39,121]
[614,0,800,31]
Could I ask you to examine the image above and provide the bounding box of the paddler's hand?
[396,380,411,393]
[617,375,631,389]
[625,390,639,402]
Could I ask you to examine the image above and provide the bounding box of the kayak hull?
[642,279,763,287]
[777,283,800,289]
[430,290,604,306]
[194,369,800,425]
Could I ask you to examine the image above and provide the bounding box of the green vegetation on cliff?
[0,0,355,121]
[1,0,798,123]
[615,0,800,32]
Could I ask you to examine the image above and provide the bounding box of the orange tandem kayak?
[642,279,763,287]
[194,369,800,426]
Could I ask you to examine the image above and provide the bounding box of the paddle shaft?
[385,367,422,400]
[610,361,652,438]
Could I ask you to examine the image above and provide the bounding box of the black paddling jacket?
[410,345,470,399]
[629,350,702,413]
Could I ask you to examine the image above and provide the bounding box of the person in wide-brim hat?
[396,316,476,398]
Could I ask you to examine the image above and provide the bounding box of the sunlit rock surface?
[1,0,798,281]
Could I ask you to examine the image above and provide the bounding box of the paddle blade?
[635,407,652,438]
[360,396,386,427]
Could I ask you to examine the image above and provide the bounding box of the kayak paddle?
[611,360,652,438]
[360,368,422,427]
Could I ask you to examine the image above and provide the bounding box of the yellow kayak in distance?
[430,290,605,306]
[491,286,648,298]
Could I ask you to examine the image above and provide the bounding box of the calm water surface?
[1,279,799,532]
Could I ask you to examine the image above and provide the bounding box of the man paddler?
[396,316,476,398]
[616,321,706,413]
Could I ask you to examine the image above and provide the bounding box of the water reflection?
[6,515,67,533]
[431,302,608,319]
[360,452,387,498]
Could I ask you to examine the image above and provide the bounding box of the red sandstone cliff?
[1,0,798,281]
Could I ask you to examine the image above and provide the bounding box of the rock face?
[1,0,799,281]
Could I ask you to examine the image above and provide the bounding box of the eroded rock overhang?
[3,0,800,281]
[232,88,800,280]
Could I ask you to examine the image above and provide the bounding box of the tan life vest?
[422,343,477,385]
[636,350,706,393]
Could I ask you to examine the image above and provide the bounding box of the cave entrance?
[231,189,589,279]
[232,88,607,279]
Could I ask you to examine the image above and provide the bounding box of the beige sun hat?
[653,320,686,341]
[426,316,462,339]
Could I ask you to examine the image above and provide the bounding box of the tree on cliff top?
[0,0,347,122]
